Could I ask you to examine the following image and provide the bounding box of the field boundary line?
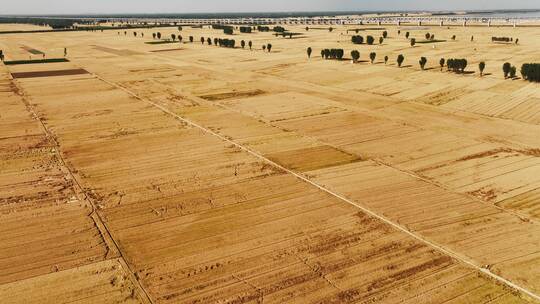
[94,73,540,302]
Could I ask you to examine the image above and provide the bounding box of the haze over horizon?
[3,0,540,15]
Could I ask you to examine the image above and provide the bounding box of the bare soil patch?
[11,68,89,78]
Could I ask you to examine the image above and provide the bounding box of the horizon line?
[2,8,540,17]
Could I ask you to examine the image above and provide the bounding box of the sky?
[2,0,539,15]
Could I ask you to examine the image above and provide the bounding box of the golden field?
[0,22,540,303]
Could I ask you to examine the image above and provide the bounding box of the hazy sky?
[3,0,539,15]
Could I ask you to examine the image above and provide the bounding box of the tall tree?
[405,32,410,39]
[410,38,416,47]
[241,40,246,49]
[189,36,194,43]
[201,37,205,44]
[419,57,427,70]
[382,31,388,38]
[509,66,517,78]
[503,62,511,78]
[307,47,312,58]
[152,33,156,39]
[171,34,176,41]
[248,41,253,50]
[367,35,375,45]
[479,62,486,76]
[439,58,445,71]
[207,37,212,45]
[157,32,161,39]
[267,44,272,52]
[369,52,376,63]
[351,50,360,63]
[379,37,384,44]
[397,54,405,67]
[384,55,388,64]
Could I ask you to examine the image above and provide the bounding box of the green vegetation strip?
[145,40,178,45]
[4,58,69,65]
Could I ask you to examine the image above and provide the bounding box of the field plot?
[0,259,147,304]
[1,22,540,303]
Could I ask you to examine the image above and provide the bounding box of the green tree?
[171,34,176,41]
[369,52,376,63]
[503,62,511,78]
[479,62,486,76]
[307,47,312,58]
[439,58,445,71]
[410,38,416,47]
[509,66,517,78]
[351,50,360,63]
[157,32,161,39]
[419,57,427,70]
[189,36,194,43]
[241,40,246,49]
[382,31,388,38]
[207,37,212,45]
[248,41,253,50]
[397,54,405,67]
[384,55,388,64]
[152,33,156,39]
[425,33,430,40]
[367,35,375,45]
[201,37,205,44]
[352,35,364,44]
[267,44,272,52]
[405,32,410,39]
[178,35,183,42]
[520,63,540,82]
[379,37,384,44]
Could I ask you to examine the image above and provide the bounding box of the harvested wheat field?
[0,19,539,304]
